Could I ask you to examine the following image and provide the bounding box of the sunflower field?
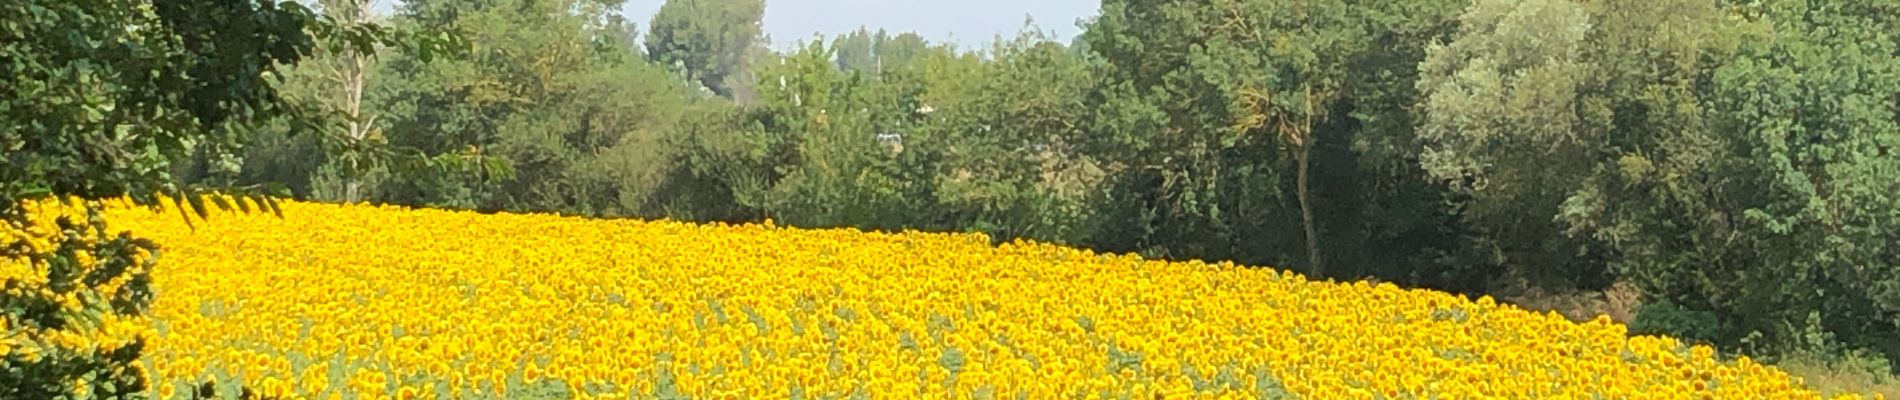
[0,198,1878,399]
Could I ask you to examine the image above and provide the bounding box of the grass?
[1501,281,1642,324]
[1778,356,1899,399]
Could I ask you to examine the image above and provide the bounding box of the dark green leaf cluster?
[1,0,318,208]
[0,203,154,399]
[1422,0,1900,363]
[1,0,342,396]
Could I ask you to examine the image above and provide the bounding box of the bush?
[1,201,158,398]
[1629,298,1734,346]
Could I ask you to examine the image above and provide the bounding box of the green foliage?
[1417,0,1900,365]
[1687,0,1900,362]
[918,29,1102,244]
[1835,350,1896,384]
[750,41,917,228]
[358,0,683,213]
[644,27,1105,243]
[1565,0,1900,363]
[644,103,776,221]
[1,203,157,399]
[1780,311,1897,384]
[645,0,766,98]
[1082,0,1306,268]
[0,0,340,395]
[832,29,930,77]
[1629,298,1734,346]
[1414,0,1614,288]
[1551,0,1734,292]
[1080,0,1478,285]
[1,0,315,207]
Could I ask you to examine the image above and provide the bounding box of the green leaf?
[263,183,292,197]
[209,194,232,212]
[416,37,435,63]
[17,186,52,198]
[184,191,209,220]
[169,194,195,230]
[264,196,284,219]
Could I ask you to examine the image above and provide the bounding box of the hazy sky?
[623,0,1100,49]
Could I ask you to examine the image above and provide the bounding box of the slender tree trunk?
[333,0,373,203]
[342,53,366,203]
[1294,140,1323,277]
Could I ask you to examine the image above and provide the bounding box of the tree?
[1,0,321,396]
[650,28,1101,240]
[372,0,673,213]
[316,0,383,203]
[832,28,932,79]
[1571,0,1900,359]
[194,0,475,204]
[1416,0,1900,362]
[833,28,882,74]
[646,0,766,98]
[1084,0,1375,276]
[1415,0,1602,286]
[919,29,1102,243]
[645,102,778,221]
[1550,0,1737,304]
[750,41,923,229]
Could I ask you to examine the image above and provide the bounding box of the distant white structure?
[875,132,904,154]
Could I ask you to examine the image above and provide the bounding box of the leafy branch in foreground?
[0,0,455,396]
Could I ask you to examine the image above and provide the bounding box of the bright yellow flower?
[523,361,543,384]
[61,198,1873,400]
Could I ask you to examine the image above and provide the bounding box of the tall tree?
[1084,0,1374,276]
[832,28,931,79]
[646,0,766,98]
[1417,0,1900,361]
[751,41,922,228]
[320,0,381,203]
[1316,0,1478,289]
[833,28,883,74]
[376,0,677,213]
[1576,0,1900,357]
[1415,0,1601,286]
[920,30,1102,243]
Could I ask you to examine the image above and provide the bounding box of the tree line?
[180,0,1900,371]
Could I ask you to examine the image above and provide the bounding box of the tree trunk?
[336,0,372,204]
[1295,141,1323,277]
[342,57,364,203]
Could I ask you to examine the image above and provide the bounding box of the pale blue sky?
[623,0,1100,49]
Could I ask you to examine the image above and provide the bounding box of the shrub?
[1629,297,1734,347]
